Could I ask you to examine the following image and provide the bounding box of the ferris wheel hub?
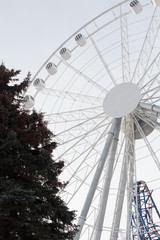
[103,83,141,118]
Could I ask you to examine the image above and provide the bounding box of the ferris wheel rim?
[30,0,153,85]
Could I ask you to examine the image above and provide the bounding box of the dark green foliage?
[0,64,77,240]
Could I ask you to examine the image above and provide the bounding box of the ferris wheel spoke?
[142,93,160,104]
[141,85,160,101]
[139,64,160,99]
[62,133,107,171]
[134,109,160,136]
[131,7,160,85]
[61,122,113,204]
[120,6,130,83]
[42,88,103,105]
[50,113,106,145]
[61,156,99,204]
[56,116,110,161]
[59,61,108,94]
[85,30,117,87]
[54,117,105,147]
[65,160,98,204]
[55,112,106,136]
[50,115,104,125]
[46,106,102,116]
[141,82,160,97]
[47,107,103,125]
[133,116,160,172]
[140,70,160,92]
[139,55,160,103]
[58,119,110,149]
[148,118,160,131]
[140,60,160,91]
[60,122,109,146]
[55,121,109,151]
[59,122,111,170]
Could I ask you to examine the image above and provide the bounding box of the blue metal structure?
[132,181,160,239]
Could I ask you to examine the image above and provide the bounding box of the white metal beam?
[92,118,121,240]
[110,116,134,240]
[139,102,160,115]
[74,118,119,240]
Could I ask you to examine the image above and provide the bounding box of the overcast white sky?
[1,0,115,79]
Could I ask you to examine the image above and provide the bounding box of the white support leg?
[126,117,135,240]
[110,149,127,240]
[92,118,122,240]
[74,119,119,240]
[120,5,130,83]
[110,116,134,240]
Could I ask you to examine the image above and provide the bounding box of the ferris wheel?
[25,0,160,239]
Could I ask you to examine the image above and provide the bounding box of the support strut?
[74,118,120,240]
[92,118,121,240]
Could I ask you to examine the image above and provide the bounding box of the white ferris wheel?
[25,0,160,239]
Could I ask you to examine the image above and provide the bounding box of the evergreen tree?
[0,64,77,240]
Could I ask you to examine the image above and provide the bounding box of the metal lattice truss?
[132,180,160,239]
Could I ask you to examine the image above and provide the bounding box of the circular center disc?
[103,83,141,118]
